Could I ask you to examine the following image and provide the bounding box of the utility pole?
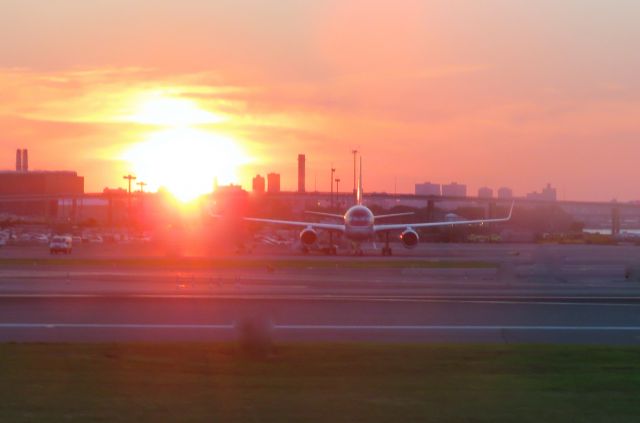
[123,174,137,194]
[123,174,136,225]
[136,181,147,193]
[351,149,358,202]
[335,178,341,208]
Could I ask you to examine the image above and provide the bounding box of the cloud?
[0,60,639,200]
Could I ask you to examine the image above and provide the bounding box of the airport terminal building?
[0,149,84,217]
[0,171,84,197]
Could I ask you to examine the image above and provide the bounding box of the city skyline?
[0,1,638,201]
[0,148,605,203]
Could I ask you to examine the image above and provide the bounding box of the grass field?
[0,257,497,270]
[1,343,640,422]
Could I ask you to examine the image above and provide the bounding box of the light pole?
[335,178,341,208]
[123,174,137,194]
[330,166,336,209]
[351,149,358,202]
[136,181,147,220]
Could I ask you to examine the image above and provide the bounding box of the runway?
[2,243,640,344]
[2,295,640,344]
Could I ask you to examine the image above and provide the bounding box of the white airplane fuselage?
[343,205,375,242]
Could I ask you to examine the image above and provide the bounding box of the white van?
[49,235,72,254]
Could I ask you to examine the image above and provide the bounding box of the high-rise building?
[415,182,441,196]
[526,183,557,201]
[298,154,305,193]
[22,149,28,172]
[15,149,22,171]
[542,183,557,201]
[478,187,493,198]
[252,174,265,193]
[267,173,280,193]
[442,182,467,197]
[497,187,513,199]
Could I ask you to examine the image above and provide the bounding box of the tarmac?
[2,242,640,344]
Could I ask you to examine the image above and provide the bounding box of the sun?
[122,93,248,202]
[123,127,247,202]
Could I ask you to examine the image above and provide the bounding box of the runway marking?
[0,323,235,330]
[277,325,640,331]
[2,293,640,307]
[2,323,640,331]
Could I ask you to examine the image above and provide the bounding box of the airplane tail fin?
[356,157,363,205]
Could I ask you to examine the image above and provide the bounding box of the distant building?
[478,187,493,198]
[216,184,244,194]
[415,182,441,196]
[267,173,280,193]
[442,182,467,197]
[252,174,265,193]
[542,183,557,201]
[0,171,84,217]
[15,149,22,171]
[526,183,557,201]
[103,187,126,194]
[297,154,305,193]
[0,171,83,197]
[497,187,513,199]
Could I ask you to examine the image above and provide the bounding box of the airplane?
[244,158,514,256]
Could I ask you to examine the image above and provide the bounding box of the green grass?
[0,257,497,269]
[1,343,640,422]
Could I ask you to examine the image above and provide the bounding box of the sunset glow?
[123,127,247,202]
[126,94,226,127]
[0,1,638,200]
[119,93,244,201]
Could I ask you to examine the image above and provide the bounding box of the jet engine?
[299,228,318,246]
[400,228,419,249]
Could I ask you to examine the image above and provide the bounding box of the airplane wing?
[374,212,415,220]
[304,211,344,219]
[244,217,345,232]
[374,202,514,232]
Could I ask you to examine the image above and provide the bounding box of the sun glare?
[123,128,247,202]
[127,93,225,126]
[122,92,246,202]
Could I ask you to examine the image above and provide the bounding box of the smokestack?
[297,154,305,193]
[15,149,22,171]
[22,149,28,172]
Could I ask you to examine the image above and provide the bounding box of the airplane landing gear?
[381,232,392,256]
[324,245,337,255]
[326,232,338,255]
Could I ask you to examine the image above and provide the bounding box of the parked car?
[49,235,72,254]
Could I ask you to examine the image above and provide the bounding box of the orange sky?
[0,1,639,201]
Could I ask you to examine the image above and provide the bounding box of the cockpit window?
[348,210,371,226]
